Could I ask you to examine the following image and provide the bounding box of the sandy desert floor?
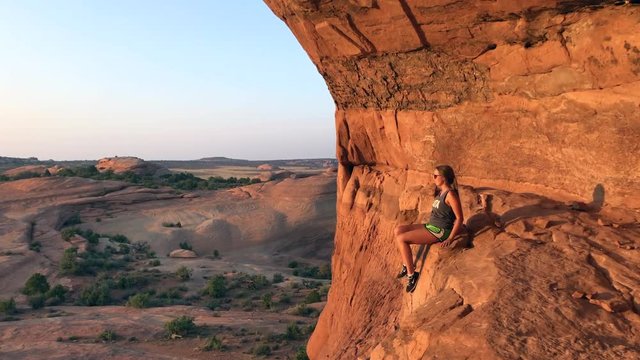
[0,173,336,359]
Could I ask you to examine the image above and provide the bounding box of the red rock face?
[264,1,640,359]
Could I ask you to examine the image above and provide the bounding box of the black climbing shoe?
[396,265,407,279]
[406,272,420,293]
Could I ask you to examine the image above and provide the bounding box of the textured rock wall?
[264,1,640,358]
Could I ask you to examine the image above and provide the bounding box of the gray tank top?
[428,190,456,229]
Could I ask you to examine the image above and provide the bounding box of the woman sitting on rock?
[394,164,464,293]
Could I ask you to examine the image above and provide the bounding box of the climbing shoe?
[406,272,420,293]
[396,265,408,279]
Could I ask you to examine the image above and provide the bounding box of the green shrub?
[175,266,192,281]
[254,344,272,356]
[278,294,292,304]
[29,295,46,309]
[46,284,68,303]
[204,275,226,298]
[202,335,225,351]
[164,316,196,337]
[28,241,42,252]
[213,249,220,258]
[285,322,303,340]
[272,273,284,283]
[22,273,50,295]
[294,304,315,317]
[98,329,117,342]
[79,283,111,306]
[288,261,299,268]
[305,290,321,304]
[295,347,310,360]
[148,259,161,267]
[110,234,129,244]
[127,293,151,308]
[179,241,192,251]
[247,274,270,290]
[0,298,17,315]
[261,293,273,309]
[162,222,182,228]
[60,228,79,241]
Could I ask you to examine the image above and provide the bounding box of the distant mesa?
[169,249,197,258]
[96,156,169,177]
[257,163,281,171]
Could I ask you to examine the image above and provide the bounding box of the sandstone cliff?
[264,1,640,358]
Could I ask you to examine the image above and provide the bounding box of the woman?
[394,165,464,293]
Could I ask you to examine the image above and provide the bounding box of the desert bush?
[175,266,192,281]
[126,293,151,308]
[46,284,68,303]
[246,274,270,290]
[278,294,292,305]
[0,298,17,315]
[254,344,272,356]
[304,290,321,304]
[285,322,303,340]
[179,241,192,251]
[22,273,50,296]
[213,249,220,258]
[202,335,225,351]
[59,247,79,274]
[164,316,196,337]
[272,273,284,283]
[98,329,117,342]
[110,234,130,244]
[60,228,79,241]
[148,259,161,267]
[261,293,273,309]
[294,304,315,317]
[79,283,111,306]
[29,295,46,309]
[203,275,226,298]
[28,241,42,252]
[288,261,299,268]
[295,347,310,360]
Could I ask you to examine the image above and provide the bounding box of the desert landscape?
[0,157,336,359]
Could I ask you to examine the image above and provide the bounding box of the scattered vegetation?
[55,165,260,191]
[272,273,284,283]
[175,266,192,281]
[0,298,17,315]
[165,316,197,337]
[98,330,117,342]
[254,344,272,356]
[292,263,331,280]
[179,241,192,251]
[304,290,322,304]
[126,293,152,308]
[28,241,41,252]
[22,273,50,296]
[203,275,227,298]
[202,336,225,351]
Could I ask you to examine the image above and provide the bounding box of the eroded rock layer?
[264,1,640,359]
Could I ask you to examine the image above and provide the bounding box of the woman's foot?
[406,272,420,293]
[396,265,407,278]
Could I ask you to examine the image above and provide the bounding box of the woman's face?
[433,169,445,186]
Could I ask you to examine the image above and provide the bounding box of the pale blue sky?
[0,0,335,160]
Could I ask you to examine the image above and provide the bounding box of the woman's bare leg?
[395,227,440,274]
